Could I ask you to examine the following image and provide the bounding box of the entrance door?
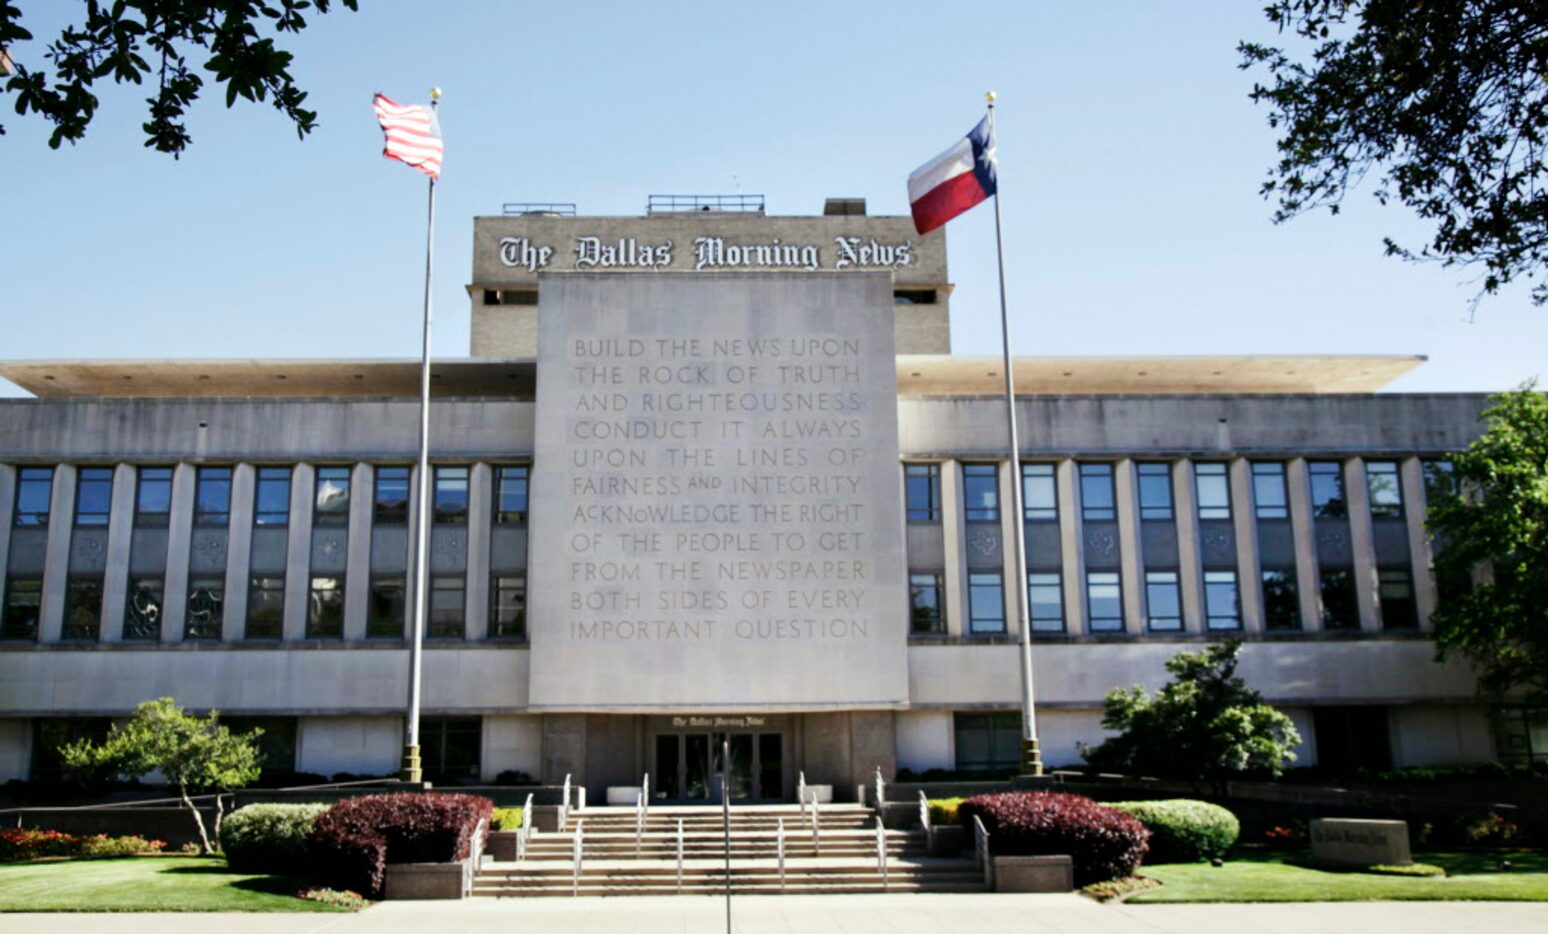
[652,730,782,801]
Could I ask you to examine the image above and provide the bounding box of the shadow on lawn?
[160,864,315,896]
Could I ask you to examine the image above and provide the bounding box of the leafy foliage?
[489,806,524,831]
[0,828,165,862]
[1428,385,1548,701]
[927,797,965,825]
[0,0,358,155]
[1107,799,1241,863]
[1082,640,1301,786]
[957,791,1149,886]
[59,697,263,854]
[308,792,493,898]
[1240,2,1548,309]
[219,803,328,873]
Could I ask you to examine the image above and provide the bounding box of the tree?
[1082,640,1301,789]
[1,0,357,155]
[1428,383,1548,702]
[60,697,263,853]
[1240,2,1548,310]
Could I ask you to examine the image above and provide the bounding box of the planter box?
[384,860,470,900]
[928,824,969,856]
[993,855,1073,893]
[485,830,517,862]
[606,786,642,805]
[529,805,563,832]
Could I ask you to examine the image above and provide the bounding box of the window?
[1078,462,1115,521]
[246,576,286,639]
[222,716,298,777]
[434,466,469,524]
[1027,572,1064,632]
[314,467,351,526]
[967,572,1005,634]
[1320,568,1358,630]
[1423,459,1456,503]
[254,467,292,526]
[429,576,465,639]
[2,579,41,640]
[490,575,527,639]
[905,464,942,522]
[1492,706,1548,766]
[185,578,224,640]
[1251,462,1289,519]
[495,466,530,524]
[1145,571,1182,631]
[123,578,164,640]
[421,717,482,785]
[1378,568,1417,630]
[1262,569,1300,631]
[962,464,999,522]
[1194,463,1231,520]
[954,712,1021,773]
[1086,572,1123,632]
[368,577,405,638]
[1021,464,1057,521]
[909,572,944,634]
[74,467,113,527]
[1314,706,1392,774]
[373,467,410,525]
[194,467,232,527]
[62,578,102,641]
[1365,461,1403,518]
[1204,570,1241,630]
[306,577,344,638]
[135,467,172,527]
[1309,461,1346,518]
[13,468,53,527]
[1137,463,1173,520]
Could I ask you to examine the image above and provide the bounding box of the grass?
[0,857,346,912]
[1132,849,1548,903]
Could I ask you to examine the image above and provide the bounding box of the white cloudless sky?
[2,0,1544,396]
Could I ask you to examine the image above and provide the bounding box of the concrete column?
[160,463,196,643]
[939,460,966,637]
[37,464,76,643]
[1055,460,1084,632]
[1230,458,1264,632]
[466,463,493,641]
[222,464,255,641]
[404,464,425,637]
[99,464,137,643]
[1399,457,1438,631]
[1286,458,1323,631]
[344,463,372,641]
[1114,458,1145,633]
[1171,460,1205,632]
[283,463,316,641]
[0,466,13,616]
[1343,458,1380,632]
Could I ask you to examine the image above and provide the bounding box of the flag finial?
[430,87,443,100]
[985,90,996,103]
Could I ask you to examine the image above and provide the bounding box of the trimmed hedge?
[220,804,328,873]
[958,791,1148,886]
[309,793,494,898]
[1108,800,1239,863]
[928,797,965,825]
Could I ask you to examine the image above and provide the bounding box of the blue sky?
[2,0,1544,396]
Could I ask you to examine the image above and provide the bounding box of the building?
[0,195,1520,800]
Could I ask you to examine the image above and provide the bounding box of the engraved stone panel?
[310,528,349,575]
[429,527,467,574]
[527,273,908,710]
[1316,521,1353,568]
[1082,521,1120,570]
[189,529,229,575]
[68,529,109,574]
[1199,520,1236,569]
[963,524,1002,570]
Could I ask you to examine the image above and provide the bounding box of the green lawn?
[0,857,345,912]
[1132,850,1548,903]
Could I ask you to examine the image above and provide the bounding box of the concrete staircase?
[474,803,983,896]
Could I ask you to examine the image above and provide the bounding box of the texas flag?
[907,116,998,235]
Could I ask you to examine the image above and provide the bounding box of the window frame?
[306,575,344,638]
[193,466,232,528]
[245,575,286,639]
[494,465,530,525]
[429,575,466,639]
[1136,462,1173,521]
[962,463,1000,523]
[1144,570,1183,632]
[1309,460,1347,519]
[313,467,352,527]
[904,463,942,522]
[1078,462,1116,522]
[373,466,411,526]
[134,466,173,528]
[1193,462,1231,521]
[1027,571,1064,633]
[13,467,54,528]
[1365,460,1404,519]
[1250,461,1289,520]
[367,575,406,639]
[1086,571,1124,632]
[967,571,1006,634]
[433,466,470,525]
[1261,568,1300,631]
[908,572,945,634]
[253,467,293,527]
[490,574,527,640]
[1203,570,1242,630]
[1,577,42,641]
[1378,567,1418,630]
[184,577,224,640]
[74,467,114,527]
[1020,463,1058,522]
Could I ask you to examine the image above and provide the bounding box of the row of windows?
[907,565,1419,636]
[903,459,1454,525]
[11,465,532,529]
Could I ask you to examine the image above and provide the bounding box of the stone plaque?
[526,273,908,711]
[1310,818,1412,866]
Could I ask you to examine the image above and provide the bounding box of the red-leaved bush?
[308,793,493,898]
[957,791,1149,886]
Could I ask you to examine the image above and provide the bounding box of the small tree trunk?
[180,786,213,855]
[212,794,226,851]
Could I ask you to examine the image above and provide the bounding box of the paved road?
[2,895,1547,933]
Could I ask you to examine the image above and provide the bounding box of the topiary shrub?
[1107,799,1239,863]
[957,791,1148,886]
[490,807,524,831]
[308,792,494,898]
[220,803,329,873]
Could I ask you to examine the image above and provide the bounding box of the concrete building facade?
[0,197,1519,800]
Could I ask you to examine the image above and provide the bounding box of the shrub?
[0,828,164,862]
[928,797,965,825]
[957,791,1148,886]
[490,807,524,831]
[493,770,537,786]
[1107,800,1239,863]
[75,834,166,858]
[220,803,329,873]
[308,792,494,898]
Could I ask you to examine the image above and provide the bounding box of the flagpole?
[402,87,442,784]
[986,91,1043,777]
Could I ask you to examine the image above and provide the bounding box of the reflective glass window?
[962,464,999,522]
[1027,572,1063,633]
[13,468,53,527]
[1194,463,1231,520]
[1087,571,1123,632]
[374,467,410,525]
[1310,461,1347,518]
[1137,463,1173,520]
[194,467,232,527]
[1146,571,1182,631]
[254,468,292,526]
[75,468,113,527]
[1251,462,1289,519]
[905,464,942,522]
[1078,463,1115,521]
[1366,461,1403,518]
[1021,464,1057,521]
[1204,570,1241,630]
[967,572,1005,634]
[434,467,469,524]
[314,468,351,526]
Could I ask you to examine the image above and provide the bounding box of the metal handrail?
[918,791,931,836]
[809,792,820,854]
[572,821,583,896]
[874,766,886,809]
[797,771,807,820]
[501,202,577,216]
[634,773,649,856]
[464,817,488,895]
[972,815,993,891]
[560,773,572,830]
[676,818,685,893]
[776,817,786,892]
[875,815,889,890]
[646,193,765,215]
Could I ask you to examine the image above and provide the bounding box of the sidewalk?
[2,894,1546,934]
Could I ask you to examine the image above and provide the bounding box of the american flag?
[373,93,443,179]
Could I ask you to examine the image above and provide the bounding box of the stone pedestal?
[993,855,1074,892]
[1310,818,1412,866]
[485,831,517,862]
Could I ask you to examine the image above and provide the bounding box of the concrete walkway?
[1,895,1546,933]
